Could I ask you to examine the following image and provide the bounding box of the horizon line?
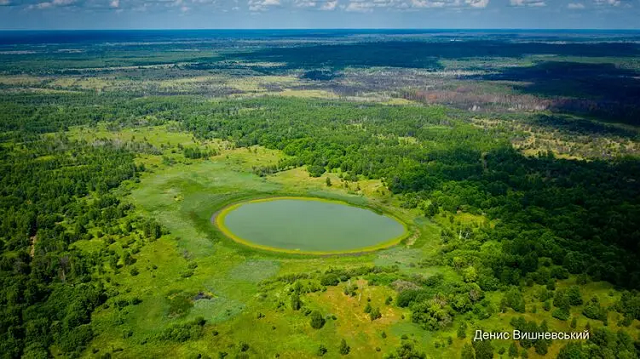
[1,28,640,31]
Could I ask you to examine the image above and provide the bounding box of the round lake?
[216,198,407,253]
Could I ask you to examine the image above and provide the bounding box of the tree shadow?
[477,61,640,125]
[530,114,638,140]
[232,40,639,71]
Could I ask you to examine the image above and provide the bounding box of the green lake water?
[223,198,406,252]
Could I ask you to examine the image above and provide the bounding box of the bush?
[457,322,467,338]
[396,290,420,308]
[364,303,372,314]
[370,307,382,321]
[552,308,570,321]
[504,288,526,313]
[339,339,350,355]
[320,274,340,286]
[159,318,205,342]
[291,293,302,311]
[343,283,358,297]
[582,296,605,320]
[310,311,326,329]
[473,339,494,359]
[386,342,426,359]
[308,165,326,177]
[316,345,327,356]
[566,286,583,306]
[535,338,548,355]
[553,290,570,310]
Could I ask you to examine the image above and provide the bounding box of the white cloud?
[405,0,489,8]
[12,0,497,13]
[320,0,337,9]
[32,2,52,8]
[594,0,620,6]
[510,0,545,6]
[294,0,316,7]
[344,0,373,11]
[567,2,585,8]
[248,0,280,10]
[29,0,76,9]
[0,0,10,5]
[410,0,446,7]
[344,0,406,11]
[465,0,488,8]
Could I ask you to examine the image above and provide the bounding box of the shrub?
[566,286,583,306]
[310,311,326,329]
[535,338,549,355]
[343,283,358,297]
[316,345,327,356]
[291,293,302,311]
[552,308,570,321]
[504,288,526,313]
[339,339,350,355]
[364,303,372,314]
[308,165,326,177]
[553,290,570,310]
[320,274,340,286]
[396,290,420,308]
[370,307,382,321]
[582,296,605,320]
[457,322,467,338]
[508,343,518,358]
[473,339,494,359]
[159,318,205,342]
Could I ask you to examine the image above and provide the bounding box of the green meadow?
[70,125,437,358]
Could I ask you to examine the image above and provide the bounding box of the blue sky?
[0,0,638,29]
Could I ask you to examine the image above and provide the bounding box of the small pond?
[217,198,407,253]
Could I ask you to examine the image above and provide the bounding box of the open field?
[75,125,439,358]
